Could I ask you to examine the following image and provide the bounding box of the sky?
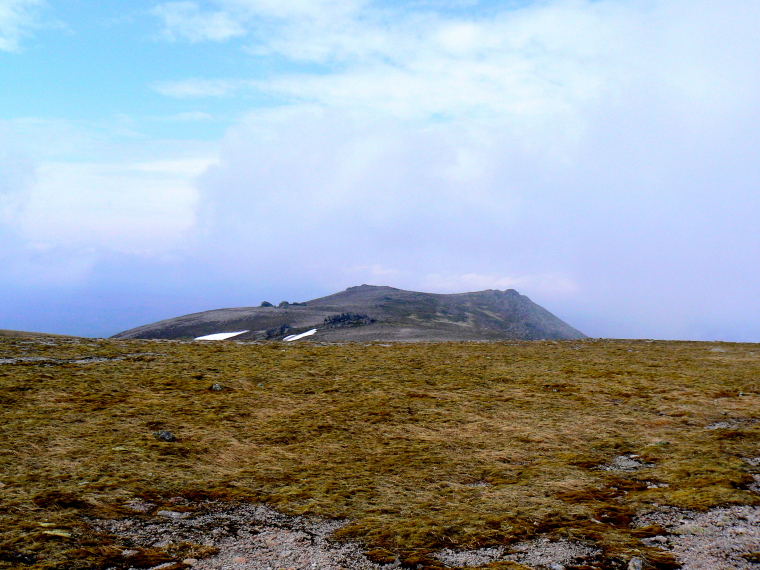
[1,0,759,340]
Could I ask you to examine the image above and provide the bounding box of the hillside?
[111,285,585,341]
[0,329,76,339]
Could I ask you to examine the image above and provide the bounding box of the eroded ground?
[1,337,759,569]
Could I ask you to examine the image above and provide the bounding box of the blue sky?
[2,0,760,340]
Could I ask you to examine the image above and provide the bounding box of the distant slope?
[0,329,77,338]
[112,285,586,342]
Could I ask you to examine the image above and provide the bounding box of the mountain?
[111,285,586,342]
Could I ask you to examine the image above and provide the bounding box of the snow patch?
[283,329,317,342]
[194,331,249,341]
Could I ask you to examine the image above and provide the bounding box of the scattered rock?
[262,323,294,340]
[706,418,757,430]
[154,430,176,442]
[599,454,651,472]
[710,348,727,353]
[209,383,222,391]
[749,474,760,493]
[705,421,733,430]
[627,556,644,570]
[260,301,274,307]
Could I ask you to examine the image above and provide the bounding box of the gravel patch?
[432,546,506,566]
[432,538,600,569]
[634,505,760,570]
[504,538,601,568]
[88,502,383,570]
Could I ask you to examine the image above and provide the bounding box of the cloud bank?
[2,0,760,340]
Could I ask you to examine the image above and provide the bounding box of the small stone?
[157,510,189,519]
[154,430,175,442]
[183,559,198,566]
[121,549,139,557]
[210,383,223,391]
[628,557,644,570]
[549,564,565,570]
[125,499,155,513]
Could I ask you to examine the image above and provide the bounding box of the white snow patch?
[283,329,317,342]
[194,331,249,341]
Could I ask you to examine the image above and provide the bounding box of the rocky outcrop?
[323,313,375,329]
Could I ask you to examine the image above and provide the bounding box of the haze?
[1,0,758,340]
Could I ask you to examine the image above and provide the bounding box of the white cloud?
[0,151,35,229]
[0,116,220,287]
[150,0,760,131]
[151,77,252,98]
[158,111,214,122]
[421,273,579,297]
[151,1,246,42]
[348,264,400,277]
[21,157,212,252]
[0,0,46,52]
[225,0,365,20]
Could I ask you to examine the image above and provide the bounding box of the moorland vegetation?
[1,337,759,569]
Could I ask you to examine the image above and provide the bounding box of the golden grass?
[1,338,759,569]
